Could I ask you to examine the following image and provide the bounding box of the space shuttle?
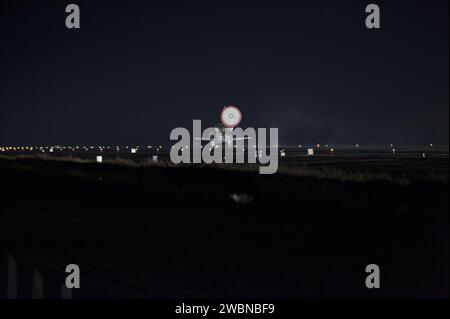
[195,106,252,147]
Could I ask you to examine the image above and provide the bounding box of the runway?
[0,144,448,161]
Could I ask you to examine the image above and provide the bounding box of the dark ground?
[0,155,448,299]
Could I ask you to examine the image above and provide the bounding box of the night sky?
[0,0,448,146]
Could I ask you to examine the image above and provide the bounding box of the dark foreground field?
[0,155,448,298]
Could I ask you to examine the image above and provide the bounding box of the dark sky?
[0,0,448,146]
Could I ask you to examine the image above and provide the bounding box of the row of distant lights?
[298,144,435,148]
[0,144,436,153]
[0,145,163,153]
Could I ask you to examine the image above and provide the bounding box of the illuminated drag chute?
[221,105,242,128]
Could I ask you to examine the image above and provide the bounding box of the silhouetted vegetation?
[0,155,448,298]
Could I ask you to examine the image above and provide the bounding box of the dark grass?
[0,156,448,298]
